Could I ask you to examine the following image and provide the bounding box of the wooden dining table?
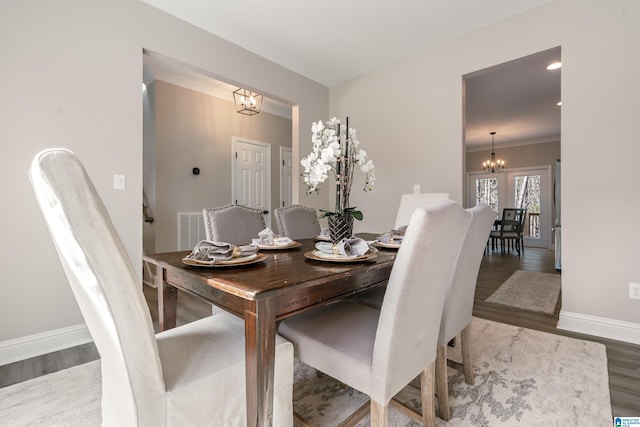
[143,235,397,427]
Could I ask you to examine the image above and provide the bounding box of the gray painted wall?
[148,80,292,253]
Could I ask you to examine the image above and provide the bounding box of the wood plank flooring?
[1,246,639,419]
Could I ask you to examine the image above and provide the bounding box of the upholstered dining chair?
[203,204,266,245]
[435,203,496,420]
[274,204,320,239]
[279,200,472,427]
[393,192,450,229]
[353,194,450,309]
[29,149,294,426]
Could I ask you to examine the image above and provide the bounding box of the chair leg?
[422,362,436,427]
[460,324,474,385]
[435,344,450,421]
[370,400,388,427]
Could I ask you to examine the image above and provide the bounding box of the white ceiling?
[141,0,560,149]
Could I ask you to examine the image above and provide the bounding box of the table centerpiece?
[301,116,375,243]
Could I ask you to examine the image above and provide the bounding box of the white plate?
[304,251,376,263]
[257,241,302,250]
[182,253,266,267]
[314,235,332,242]
[372,241,401,249]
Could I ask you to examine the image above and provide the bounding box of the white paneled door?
[232,137,271,228]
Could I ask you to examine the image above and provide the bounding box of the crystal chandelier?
[483,131,505,173]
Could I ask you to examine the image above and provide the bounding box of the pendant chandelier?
[233,88,262,116]
[483,131,505,173]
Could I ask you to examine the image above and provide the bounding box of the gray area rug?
[0,318,610,426]
[485,270,561,314]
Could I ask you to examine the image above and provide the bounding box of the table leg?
[156,266,177,331]
[244,297,277,427]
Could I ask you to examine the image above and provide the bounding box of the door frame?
[279,146,292,210]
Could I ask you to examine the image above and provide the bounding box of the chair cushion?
[279,302,379,394]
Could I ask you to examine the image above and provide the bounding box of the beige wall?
[0,0,327,357]
[149,80,292,252]
[331,0,640,338]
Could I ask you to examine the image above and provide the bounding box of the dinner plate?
[304,251,377,263]
[314,235,332,242]
[257,241,302,250]
[182,253,266,267]
[372,241,401,249]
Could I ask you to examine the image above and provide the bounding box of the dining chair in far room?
[435,203,496,421]
[203,204,266,245]
[393,192,450,229]
[29,149,294,426]
[279,201,472,427]
[490,208,526,255]
[274,204,321,239]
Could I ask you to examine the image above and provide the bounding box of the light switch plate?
[113,174,126,190]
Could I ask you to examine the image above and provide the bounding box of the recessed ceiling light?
[557,101,562,106]
[547,62,562,70]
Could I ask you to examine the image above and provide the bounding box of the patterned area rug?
[0,318,610,426]
[293,317,610,426]
[485,270,561,314]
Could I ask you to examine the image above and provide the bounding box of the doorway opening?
[463,46,561,252]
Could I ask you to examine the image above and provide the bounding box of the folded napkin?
[319,227,331,239]
[186,240,258,263]
[251,228,293,246]
[252,227,275,245]
[315,237,376,257]
[377,225,408,244]
[378,227,407,245]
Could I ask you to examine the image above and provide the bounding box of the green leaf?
[344,207,363,221]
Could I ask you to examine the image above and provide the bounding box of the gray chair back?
[274,205,320,239]
[203,204,266,245]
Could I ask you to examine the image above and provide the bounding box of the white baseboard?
[0,323,93,366]
[558,310,640,345]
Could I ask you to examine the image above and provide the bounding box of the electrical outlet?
[629,282,640,300]
[413,184,420,194]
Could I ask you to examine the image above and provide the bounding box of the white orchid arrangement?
[301,117,375,220]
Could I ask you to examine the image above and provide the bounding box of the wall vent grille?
[177,212,206,251]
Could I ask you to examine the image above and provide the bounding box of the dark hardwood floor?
[1,246,639,418]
